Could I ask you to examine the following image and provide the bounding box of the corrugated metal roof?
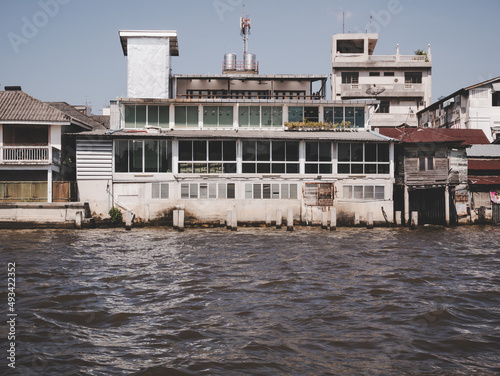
[47,102,106,130]
[76,129,394,142]
[468,176,500,186]
[468,160,500,171]
[0,90,69,122]
[467,145,500,158]
[377,127,490,146]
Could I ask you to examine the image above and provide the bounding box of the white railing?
[1,146,54,163]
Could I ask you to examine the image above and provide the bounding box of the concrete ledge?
[0,202,92,227]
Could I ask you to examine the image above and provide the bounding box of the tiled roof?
[0,90,69,122]
[377,127,490,146]
[47,102,106,130]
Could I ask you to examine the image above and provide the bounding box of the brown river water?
[1,226,500,375]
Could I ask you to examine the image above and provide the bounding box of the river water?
[1,226,500,376]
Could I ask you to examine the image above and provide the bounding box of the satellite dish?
[366,86,386,96]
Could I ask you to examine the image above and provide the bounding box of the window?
[152,183,169,199]
[239,106,261,127]
[203,106,233,128]
[493,92,500,107]
[342,72,359,84]
[261,106,283,127]
[305,142,333,174]
[178,140,237,174]
[238,105,282,128]
[343,185,385,200]
[175,106,199,128]
[419,157,434,171]
[245,183,298,199]
[324,107,365,127]
[376,101,390,114]
[384,72,395,77]
[181,183,235,199]
[405,72,422,84]
[288,106,319,123]
[338,143,390,174]
[369,72,380,77]
[115,140,172,173]
[242,140,299,174]
[125,105,169,128]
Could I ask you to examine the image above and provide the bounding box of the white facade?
[418,77,500,142]
[331,33,432,128]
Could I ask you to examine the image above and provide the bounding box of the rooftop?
[119,30,179,56]
[377,127,490,146]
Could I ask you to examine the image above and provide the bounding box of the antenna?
[343,11,345,33]
[240,5,251,56]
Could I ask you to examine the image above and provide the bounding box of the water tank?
[224,53,237,71]
[244,53,257,71]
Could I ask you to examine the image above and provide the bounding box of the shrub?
[109,207,123,226]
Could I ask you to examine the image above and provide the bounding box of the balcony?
[0,146,61,165]
[339,83,425,99]
[333,53,431,67]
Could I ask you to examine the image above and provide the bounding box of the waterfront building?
[418,76,500,142]
[75,26,396,226]
[331,33,432,128]
[0,88,104,203]
[378,127,490,226]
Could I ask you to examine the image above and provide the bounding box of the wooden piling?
[330,207,337,231]
[276,209,282,229]
[178,210,185,232]
[287,208,294,231]
[367,212,374,229]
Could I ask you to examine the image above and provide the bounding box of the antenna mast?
[240,5,251,56]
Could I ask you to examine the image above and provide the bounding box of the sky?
[1,0,499,115]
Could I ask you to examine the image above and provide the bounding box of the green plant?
[109,206,123,226]
[414,49,426,55]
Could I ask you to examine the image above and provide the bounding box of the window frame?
[124,105,169,128]
[337,143,390,175]
[178,140,237,174]
[114,139,172,173]
[242,140,300,174]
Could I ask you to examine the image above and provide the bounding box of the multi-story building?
[75,28,396,226]
[331,33,432,128]
[418,76,500,142]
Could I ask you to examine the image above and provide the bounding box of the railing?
[0,146,61,164]
[335,54,430,63]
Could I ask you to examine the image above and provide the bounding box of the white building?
[331,33,432,128]
[418,76,500,142]
[75,29,396,227]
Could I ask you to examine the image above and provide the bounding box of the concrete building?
[75,28,397,227]
[0,88,105,203]
[418,76,500,142]
[331,33,432,128]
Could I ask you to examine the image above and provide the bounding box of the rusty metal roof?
[0,90,70,122]
[378,127,490,146]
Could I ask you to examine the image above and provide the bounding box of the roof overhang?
[119,30,179,56]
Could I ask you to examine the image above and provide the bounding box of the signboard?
[304,183,334,206]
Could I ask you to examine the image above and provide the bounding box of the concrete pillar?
[178,210,185,232]
[354,212,360,226]
[287,208,294,231]
[125,210,133,231]
[404,186,410,226]
[75,211,82,229]
[444,186,450,226]
[395,211,402,226]
[231,209,237,231]
[226,210,232,229]
[265,212,272,227]
[411,211,418,230]
[330,207,337,231]
[173,210,179,229]
[47,169,53,203]
[367,212,374,229]
[276,209,282,229]
[321,211,328,230]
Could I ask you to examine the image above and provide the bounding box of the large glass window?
[203,106,233,128]
[324,107,365,127]
[305,142,333,174]
[242,140,299,174]
[239,106,261,127]
[115,140,172,173]
[338,143,390,174]
[405,72,422,84]
[261,106,283,128]
[124,105,169,128]
[178,140,237,174]
[175,106,199,128]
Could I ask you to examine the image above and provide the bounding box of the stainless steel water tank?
[244,53,256,71]
[224,53,237,71]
